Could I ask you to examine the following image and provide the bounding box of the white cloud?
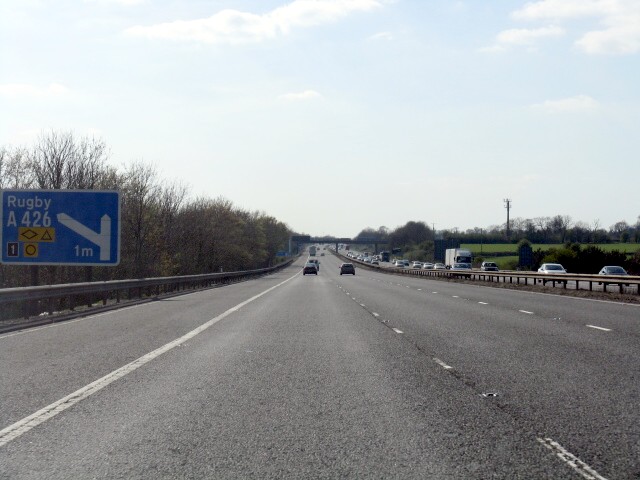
[481,25,564,52]
[125,0,382,45]
[510,0,640,55]
[84,0,145,5]
[531,95,599,113]
[576,12,640,54]
[278,90,322,101]
[368,31,393,41]
[511,0,618,21]
[0,83,70,98]
[496,25,565,45]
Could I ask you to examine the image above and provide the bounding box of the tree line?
[352,218,640,273]
[0,131,291,288]
[354,215,640,249]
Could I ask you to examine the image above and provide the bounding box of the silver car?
[538,263,567,274]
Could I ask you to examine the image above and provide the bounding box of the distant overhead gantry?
[289,235,389,254]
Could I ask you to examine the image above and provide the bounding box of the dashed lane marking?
[537,437,608,480]
[392,328,403,334]
[433,358,453,370]
[478,302,488,305]
[586,325,611,332]
[519,310,534,314]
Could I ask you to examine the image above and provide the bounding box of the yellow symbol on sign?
[24,243,39,258]
[18,227,56,243]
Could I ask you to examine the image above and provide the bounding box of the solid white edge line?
[478,302,488,305]
[586,325,612,332]
[392,328,403,334]
[372,312,380,317]
[537,437,609,480]
[0,270,300,448]
[519,310,534,314]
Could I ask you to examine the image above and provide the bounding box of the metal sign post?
[1,190,120,266]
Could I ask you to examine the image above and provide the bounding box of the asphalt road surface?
[1,251,638,479]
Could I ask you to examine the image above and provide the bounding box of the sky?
[1,0,639,238]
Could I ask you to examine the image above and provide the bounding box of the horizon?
[2,0,639,237]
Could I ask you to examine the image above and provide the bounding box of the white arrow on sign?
[57,213,111,261]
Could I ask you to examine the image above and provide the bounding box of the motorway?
[1,250,639,478]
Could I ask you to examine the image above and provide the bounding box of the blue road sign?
[1,190,120,266]
[276,251,288,257]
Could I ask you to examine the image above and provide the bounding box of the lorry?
[445,248,472,269]
[309,245,317,256]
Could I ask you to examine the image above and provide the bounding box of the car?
[340,263,355,275]
[308,258,320,271]
[433,263,446,270]
[537,263,567,274]
[412,261,423,269]
[422,262,434,269]
[451,263,472,271]
[393,260,406,268]
[481,262,499,272]
[303,262,318,275]
[371,259,379,265]
[320,253,325,257]
[598,266,629,286]
[598,266,628,276]
[403,260,410,267]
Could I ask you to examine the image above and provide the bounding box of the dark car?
[598,266,629,286]
[598,266,628,276]
[481,262,499,272]
[340,263,355,275]
[303,262,318,275]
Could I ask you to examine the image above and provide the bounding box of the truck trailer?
[445,248,472,269]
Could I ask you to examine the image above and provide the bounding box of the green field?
[462,243,640,254]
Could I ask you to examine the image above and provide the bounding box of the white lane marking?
[433,358,453,370]
[0,270,299,448]
[417,288,422,291]
[432,292,438,294]
[360,303,366,307]
[519,310,534,314]
[537,437,608,480]
[586,325,612,332]
[392,328,403,334]
[478,302,488,305]
[372,312,380,317]
[452,295,459,298]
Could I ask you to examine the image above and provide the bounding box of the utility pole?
[504,198,512,240]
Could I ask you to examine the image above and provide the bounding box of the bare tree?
[120,161,162,277]
[0,146,32,188]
